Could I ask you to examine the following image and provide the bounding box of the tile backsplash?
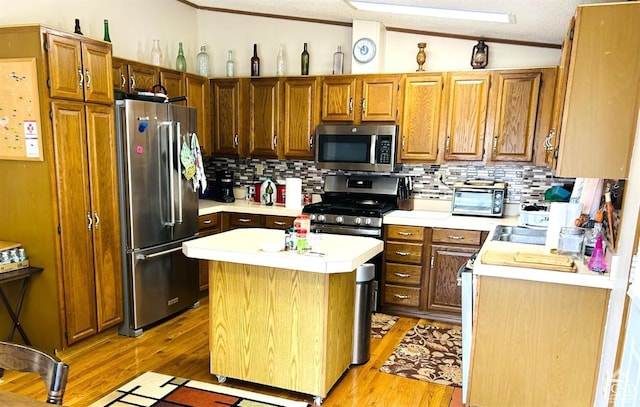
[203,157,575,206]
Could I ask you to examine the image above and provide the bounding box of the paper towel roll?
[285,178,302,210]
[545,202,568,252]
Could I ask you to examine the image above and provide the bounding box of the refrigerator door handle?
[159,121,176,226]
[135,246,183,260]
[175,122,183,224]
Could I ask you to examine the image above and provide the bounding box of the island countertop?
[182,228,383,274]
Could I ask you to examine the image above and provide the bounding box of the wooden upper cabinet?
[211,78,246,157]
[185,74,210,155]
[361,75,400,122]
[398,73,444,162]
[282,77,319,159]
[249,78,281,158]
[442,72,491,161]
[321,76,357,122]
[111,57,128,92]
[554,2,640,179]
[546,17,575,168]
[47,32,113,104]
[320,75,399,123]
[127,61,157,93]
[159,69,185,104]
[487,70,542,162]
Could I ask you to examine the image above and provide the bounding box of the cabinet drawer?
[264,215,294,230]
[384,285,420,307]
[386,225,424,241]
[385,242,423,264]
[228,213,262,228]
[385,263,422,286]
[199,213,220,231]
[432,228,481,245]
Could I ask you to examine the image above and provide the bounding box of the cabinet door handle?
[87,211,92,230]
[234,134,239,148]
[120,73,126,89]
[94,211,100,229]
[447,235,464,240]
[544,129,555,151]
[492,136,498,154]
[361,98,366,113]
[445,135,451,152]
[348,98,353,113]
[402,136,406,152]
[393,294,410,299]
[130,74,136,90]
[397,231,413,236]
[309,135,313,148]
[394,273,411,278]
[78,68,84,88]
[203,219,212,224]
[273,221,286,226]
[85,69,91,89]
[395,251,410,256]
[431,255,435,268]
[238,218,252,223]
[272,135,277,149]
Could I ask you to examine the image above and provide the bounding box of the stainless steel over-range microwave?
[314,124,398,172]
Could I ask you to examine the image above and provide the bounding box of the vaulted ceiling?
[184,0,620,47]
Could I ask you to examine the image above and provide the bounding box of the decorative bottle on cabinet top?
[251,44,260,76]
[333,45,344,74]
[151,39,163,66]
[226,50,235,77]
[276,45,286,76]
[176,42,186,72]
[197,45,210,76]
[74,19,83,35]
[103,19,111,42]
[301,43,309,75]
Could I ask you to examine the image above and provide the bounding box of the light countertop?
[199,199,303,217]
[474,228,613,290]
[182,228,383,274]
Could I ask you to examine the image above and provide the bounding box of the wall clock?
[353,37,377,63]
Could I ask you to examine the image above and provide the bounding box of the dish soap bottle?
[176,42,186,72]
[261,176,276,206]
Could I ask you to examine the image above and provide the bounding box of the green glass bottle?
[176,42,186,72]
[103,19,111,42]
[301,43,309,75]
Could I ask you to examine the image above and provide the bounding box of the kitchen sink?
[491,225,547,245]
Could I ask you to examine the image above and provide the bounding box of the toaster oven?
[451,181,506,217]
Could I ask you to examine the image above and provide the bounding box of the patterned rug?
[380,323,462,387]
[371,312,399,338]
[89,371,310,407]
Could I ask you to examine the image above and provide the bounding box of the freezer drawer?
[126,242,199,334]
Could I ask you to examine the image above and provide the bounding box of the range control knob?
[336,216,344,224]
[309,214,316,221]
[317,214,325,222]
[354,217,362,225]
[364,218,372,226]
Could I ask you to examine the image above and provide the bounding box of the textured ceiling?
[187,0,619,46]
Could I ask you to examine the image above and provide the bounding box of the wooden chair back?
[0,341,69,404]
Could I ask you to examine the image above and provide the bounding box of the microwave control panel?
[376,135,393,164]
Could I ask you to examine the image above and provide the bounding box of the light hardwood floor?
[0,295,459,406]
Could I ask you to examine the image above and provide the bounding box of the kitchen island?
[182,228,383,404]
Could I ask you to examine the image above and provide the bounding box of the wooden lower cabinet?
[382,225,485,323]
[221,212,295,232]
[469,276,609,406]
[197,213,220,291]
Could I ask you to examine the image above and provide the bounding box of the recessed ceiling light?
[347,0,515,23]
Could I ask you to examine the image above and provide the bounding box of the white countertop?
[474,227,613,290]
[199,199,304,217]
[182,228,383,274]
[383,210,519,231]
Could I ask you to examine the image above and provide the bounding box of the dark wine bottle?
[74,19,83,35]
[301,43,309,75]
[251,44,260,76]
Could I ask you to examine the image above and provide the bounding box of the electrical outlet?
[437,169,446,182]
[256,164,264,176]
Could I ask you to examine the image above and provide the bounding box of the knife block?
[397,198,414,211]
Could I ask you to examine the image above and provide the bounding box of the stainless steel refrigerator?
[115,98,200,337]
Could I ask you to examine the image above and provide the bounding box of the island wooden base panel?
[0,295,455,406]
[209,261,355,398]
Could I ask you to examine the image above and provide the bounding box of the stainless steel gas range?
[302,174,400,310]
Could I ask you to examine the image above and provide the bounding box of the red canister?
[254,183,261,202]
[276,185,286,204]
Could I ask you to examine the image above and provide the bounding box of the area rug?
[380,323,462,387]
[89,371,310,407]
[371,312,399,338]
